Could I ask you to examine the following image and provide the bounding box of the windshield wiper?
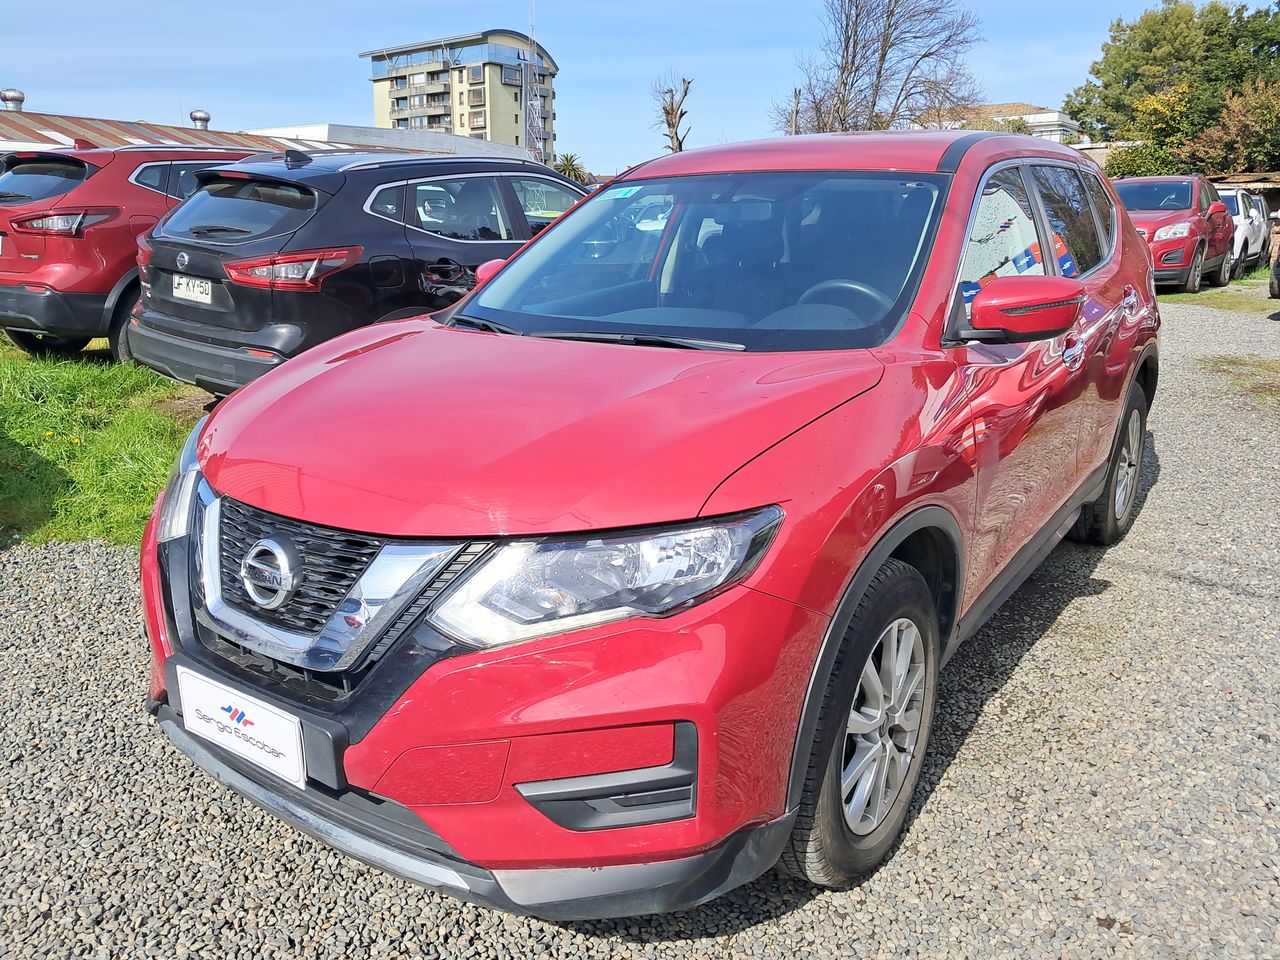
[531,331,746,351]
[188,224,253,236]
[448,314,524,336]
[0,191,30,201]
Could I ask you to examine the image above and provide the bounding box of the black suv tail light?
[224,246,363,292]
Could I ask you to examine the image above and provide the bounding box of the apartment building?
[358,29,557,160]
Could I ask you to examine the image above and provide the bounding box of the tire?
[1181,246,1204,293]
[4,329,90,357]
[778,558,939,885]
[1208,249,1232,287]
[108,287,140,364]
[1069,387,1148,546]
[1233,246,1248,280]
[1269,268,1279,299]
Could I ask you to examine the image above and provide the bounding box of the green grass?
[0,340,208,545]
[1200,354,1280,409]
[1159,263,1275,313]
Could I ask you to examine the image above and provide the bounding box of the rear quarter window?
[0,157,92,205]
[160,178,319,243]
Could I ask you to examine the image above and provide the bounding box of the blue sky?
[4,0,1166,173]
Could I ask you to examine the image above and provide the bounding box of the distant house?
[916,102,1085,144]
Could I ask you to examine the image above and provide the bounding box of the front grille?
[218,498,383,634]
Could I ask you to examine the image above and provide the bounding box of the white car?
[1218,187,1268,276]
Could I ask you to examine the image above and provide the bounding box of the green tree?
[1065,0,1280,143]
[553,153,590,184]
[1179,76,1280,173]
[1103,143,1183,177]
[959,116,1033,134]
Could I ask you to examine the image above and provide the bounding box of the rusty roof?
[0,109,446,154]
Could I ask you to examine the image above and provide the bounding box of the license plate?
[172,274,212,304]
[176,666,306,788]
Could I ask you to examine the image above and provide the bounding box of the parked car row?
[0,144,586,389]
[1111,174,1276,293]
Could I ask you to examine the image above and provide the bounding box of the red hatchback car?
[0,144,250,360]
[1111,174,1234,291]
[142,132,1159,919]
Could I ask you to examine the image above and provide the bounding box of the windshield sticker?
[601,185,642,200]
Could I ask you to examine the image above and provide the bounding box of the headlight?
[1152,222,1191,241]
[429,506,784,647]
[156,417,205,542]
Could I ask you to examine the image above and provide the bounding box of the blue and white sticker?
[600,185,642,200]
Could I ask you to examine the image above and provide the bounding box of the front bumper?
[152,704,793,919]
[128,319,282,395]
[0,282,107,338]
[141,513,827,916]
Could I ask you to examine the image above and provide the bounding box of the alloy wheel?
[1113,408,1143,519]
[841,617,926,835]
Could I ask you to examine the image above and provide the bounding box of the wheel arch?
[784,505,964,811]
[103,268,141,327]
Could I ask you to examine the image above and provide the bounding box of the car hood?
[1126,210,1195,232]
[198,319,885,537]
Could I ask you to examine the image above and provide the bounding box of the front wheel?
[5,330,90,357]
[1182,247,1204,293]
[1070,388,1148,546]
[778,558,938,885]
[1208,250,1232,287]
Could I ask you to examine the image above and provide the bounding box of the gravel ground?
[1,300,1277,959]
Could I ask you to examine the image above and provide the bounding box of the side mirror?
[474,258,507,287]
[964,275,1085,344]
[1208,201,1228,217]
[1269,210,1280,222]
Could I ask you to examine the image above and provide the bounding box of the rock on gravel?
[1,301,1278,959]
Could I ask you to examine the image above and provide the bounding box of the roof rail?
[338,154,542,172]
[113,143,252,153]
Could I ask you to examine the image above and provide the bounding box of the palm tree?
[554,153,589,183]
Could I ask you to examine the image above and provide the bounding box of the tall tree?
[652,75,693,152]
[553,153,590,184]
[1065,0,1280,142]
[773,0,982,134]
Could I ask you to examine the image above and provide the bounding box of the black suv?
[129,150,585,395]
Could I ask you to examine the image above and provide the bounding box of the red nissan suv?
[142,132,1159,919]
[0,144,250,360]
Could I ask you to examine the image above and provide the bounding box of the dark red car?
[0,144,250,360]
[1112,174,1234,292]
[142,132,1159,919]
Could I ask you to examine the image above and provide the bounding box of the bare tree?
[773,0,982,134]
[652,74,693,152]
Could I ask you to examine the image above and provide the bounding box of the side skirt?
[943,463,1106,665]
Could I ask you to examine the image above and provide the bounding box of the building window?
[469,110,486,128]
[410,72,426,85]
[409,116,426,128]
[468,88,485,106]
[468,65,483,83]
[409,94,426,107]
[395,119,408,129]
[470,133,487,140]
[515,135,520,145]
[456,68,464,82]
[458,92,464,105]
[502,65,522,85]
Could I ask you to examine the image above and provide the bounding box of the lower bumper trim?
[0,284,107,337]
[155,708,796,919]
[129,321,281,395]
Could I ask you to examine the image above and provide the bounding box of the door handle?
[1063,337,1086,371]
[1122,285,1140,317]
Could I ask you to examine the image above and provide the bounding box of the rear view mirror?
[963,275,1086,344]
[474,258,506,287]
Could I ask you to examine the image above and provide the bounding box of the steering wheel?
[798,279,894,314]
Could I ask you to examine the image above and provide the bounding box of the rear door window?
[1081,172,1115,251]
[958,167,1046,308]
[167,162,229,201]
[160,178,318,243]
[408,177,513,241]
[508,177,582,236]
[0,156,92,205]
[1029,166,1104,276]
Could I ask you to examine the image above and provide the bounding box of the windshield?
[160,177,319,243]
[0,156,92,205]
[464,171,945,352]
[1220,193,1240,216]
[1113,180,1192,212]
